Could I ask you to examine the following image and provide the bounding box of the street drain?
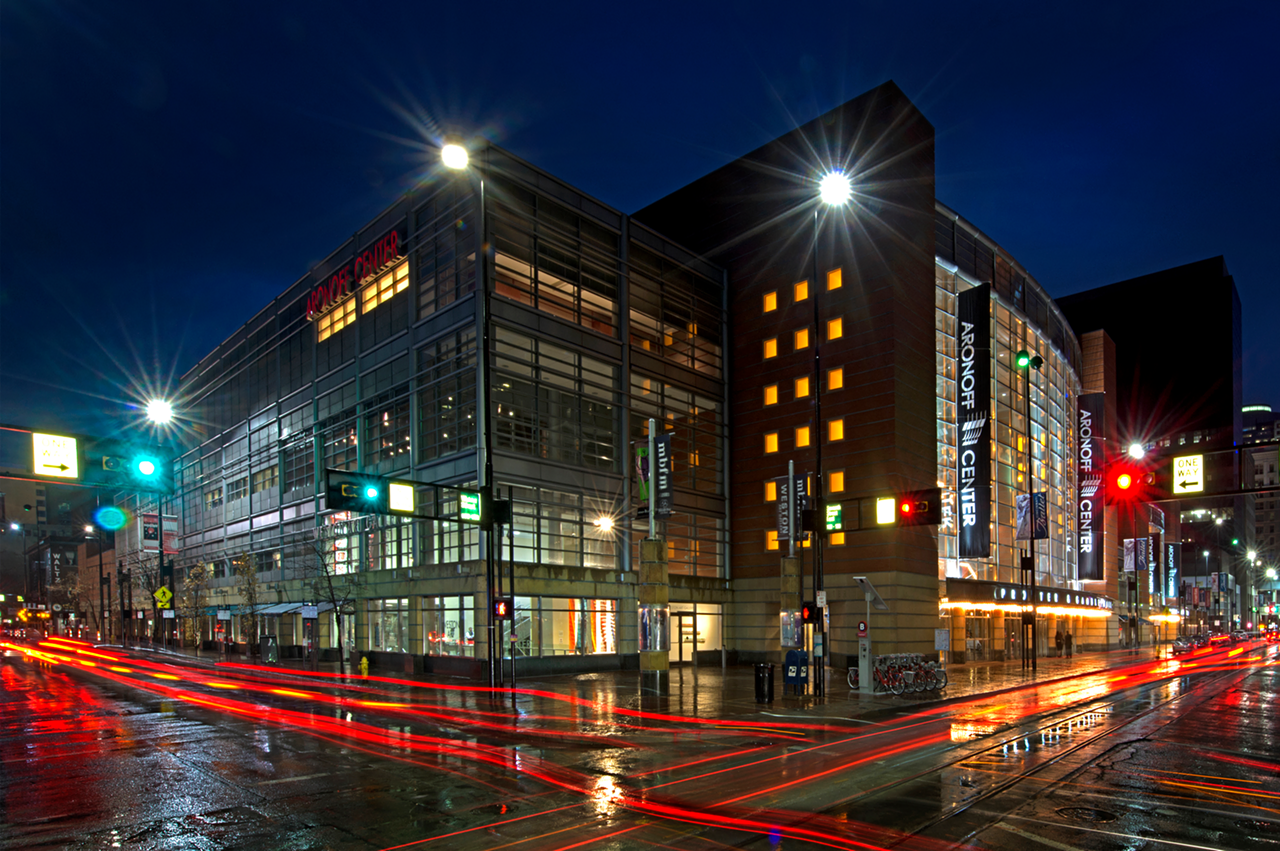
[1235,819,1278,833]
[1057,807,1117,823]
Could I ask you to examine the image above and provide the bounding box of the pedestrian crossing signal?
[896,488,942,526]
[493,597,514,620]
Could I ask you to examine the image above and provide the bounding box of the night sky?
[2,1,1276,443]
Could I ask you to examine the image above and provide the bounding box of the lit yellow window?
[827,317,843,341]
[794,328,809,350]
[687,322,697,335]
[690,451,699,468]
[801,534,811,548]
[361,261,410,313]
[765,433,779,454]
[664,333,674,346]
[830,531,846,546]
[766,530,779,551]
[317,297,356,342]
[765,480,777,501]
[794,280,808,301]
[764,291,777,312]
[764,385,778,405]
[764,338,778,359]
[827,268,842,291]
[828,367,844,390]
[795,376,810,398]
[828,418,844,441]
[668,541,676,561]
[796,426,810,448]
[828,470,844,492]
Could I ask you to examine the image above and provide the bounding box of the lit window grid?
[317,297,356,342]
[934,266,1079,587]
[361,261,410,314]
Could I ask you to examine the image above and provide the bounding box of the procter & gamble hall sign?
[306,228,405,319]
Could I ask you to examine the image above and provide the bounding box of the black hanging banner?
[1077,392,1106,581]
[957,283,991,558]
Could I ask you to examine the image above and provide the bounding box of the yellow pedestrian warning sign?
[153,586,173,609]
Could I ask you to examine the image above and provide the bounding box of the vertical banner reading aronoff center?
[957,283,991,558]
[1077,392,1106,581]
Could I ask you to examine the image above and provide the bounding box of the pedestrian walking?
[1065,630,1074,658]
[1055,630,1064,658]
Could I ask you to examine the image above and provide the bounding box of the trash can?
[754,662,774,703]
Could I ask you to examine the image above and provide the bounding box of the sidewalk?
[122,640,1174,723]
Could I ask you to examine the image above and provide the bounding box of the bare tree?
[49,566,102,639]
[177,564,211,651]
[233,552,262,656]
[287,520,364,674]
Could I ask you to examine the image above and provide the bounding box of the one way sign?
[1172,454,1203,494]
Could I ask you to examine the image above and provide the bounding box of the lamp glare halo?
[441,144,469,170]
[146,399,174,424]
[819,171,852,206]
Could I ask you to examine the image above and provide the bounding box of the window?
[794,328,809,350]
[828,470,844,492]
[828,419,844,441]
[766,530,779,551]
[226,477,248,502]
[828,367,843,390]
[495,330,619,471]
[764,291,777,312]
[830,531,846,546]
[797,376,813,398]
[361,261,409,314]
[764,385,778,405]
[252,465,278,494]
[827,268,842,291]
[796,426,810,448]
[204,488,223,510]
[794,280,808,301]
[316,297,356,342]
[765,480,777,501]
[368,598,410,653]
[827,317,843,341]
[764,338,778,359]
[418,330,477,462]
[765,433,779,454]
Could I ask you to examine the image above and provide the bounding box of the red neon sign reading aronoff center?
[306,229,403,319]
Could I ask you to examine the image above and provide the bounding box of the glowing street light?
[818,170,852,206]
[441,143,469,170]
[593,516,615,532]
[146,399,174,425]
[1126,442,1146,460]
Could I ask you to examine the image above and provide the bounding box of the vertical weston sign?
[957,283,991,558]
[1077,392,1105,580]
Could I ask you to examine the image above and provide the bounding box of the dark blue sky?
[2,1,1276,440]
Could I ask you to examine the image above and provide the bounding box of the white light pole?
[809,169,851,697]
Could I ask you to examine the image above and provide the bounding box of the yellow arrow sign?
[153,586,173,609]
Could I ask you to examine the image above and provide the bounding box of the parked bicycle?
[849,653,947,694]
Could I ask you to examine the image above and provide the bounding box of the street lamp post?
[809,171,851,698]
[442,141,499,689]
[1015,349,1043,672]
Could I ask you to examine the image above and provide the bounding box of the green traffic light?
[1015,349,1030,367]
[136,458,157,476]
[365,486,379,500]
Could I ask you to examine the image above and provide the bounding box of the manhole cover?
[1057,807,1117,823]
[1236,819,1278,832]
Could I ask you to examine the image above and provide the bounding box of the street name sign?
[1172,454,1204,494]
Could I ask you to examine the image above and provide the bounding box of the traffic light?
[89,442,176,493]
[896,487,942,526]
[492,597,514,620]
[326,469,389,513]
[801,601,822,623]
[325,469,416,515]
[1106,459,1154,504]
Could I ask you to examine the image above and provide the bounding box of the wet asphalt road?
[1,640,1276,850]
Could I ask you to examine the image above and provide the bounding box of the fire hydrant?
[359,655,369,677]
